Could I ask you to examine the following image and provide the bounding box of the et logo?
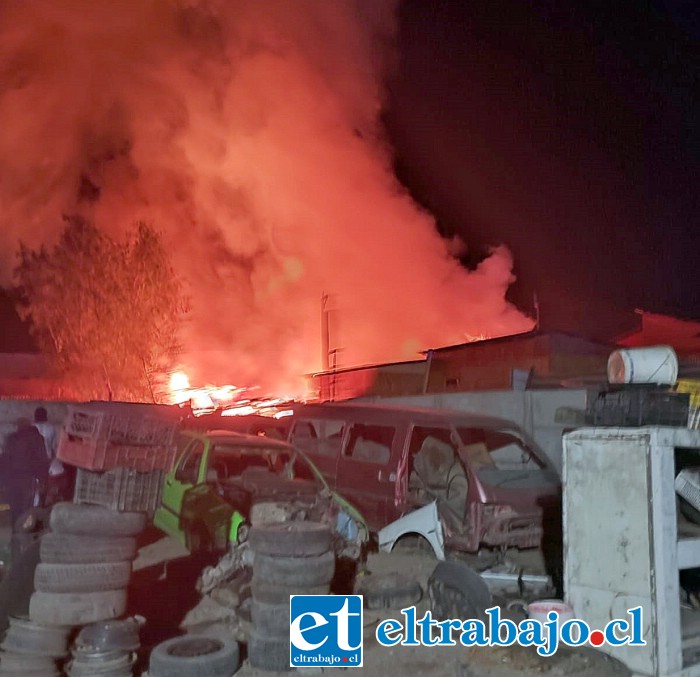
[290,595,363,668]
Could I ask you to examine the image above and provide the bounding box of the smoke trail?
[0,0,532,392]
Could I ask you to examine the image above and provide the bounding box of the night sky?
[385,0,699,339]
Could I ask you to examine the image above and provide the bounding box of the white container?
[526,599,574,625]
[607,345,679,385]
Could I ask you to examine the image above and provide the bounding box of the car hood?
[474,468,561,508]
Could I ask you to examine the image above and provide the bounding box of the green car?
[153,429,367,553]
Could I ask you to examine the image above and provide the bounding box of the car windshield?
[208,442,318,483]
[456,427,554,487]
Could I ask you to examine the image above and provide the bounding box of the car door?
[153,438,206,544]
[334,421,402,530]
[288,417,346,489]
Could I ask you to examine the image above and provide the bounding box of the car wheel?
[34,561,132,594]
[428,559,492,623]
[40,533,137,564]
[248,521,332,557]
[49,503,146,537]
[29,589,127,626]
[253,551,335,588]
[149,634,240,677]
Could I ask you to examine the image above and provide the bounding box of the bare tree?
[14,216,188,401]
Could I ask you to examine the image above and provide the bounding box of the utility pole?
[321,292,330,371]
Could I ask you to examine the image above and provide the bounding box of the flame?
[169,371,191,398]
[0,1,534,396]
[168,368,292,417]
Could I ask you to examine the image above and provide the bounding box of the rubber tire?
[0,650,59,670]
[149,634,240,677]
[34,561,132,593]
[40,532,137,564]
[428,559,492,623]
[251,600,290,637]
[252,551,335,587]
[65,649,134,676]
[252,579,329,605]
[249,522,332,557]
[356,572,423,610]
[0,668,60,677]
[0,616,71,657]
[49,503,146,537]
[247,629,291,673]
[28,589,127,626]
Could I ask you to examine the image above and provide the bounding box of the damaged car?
[286,402,562,557]
[152,429,368,557]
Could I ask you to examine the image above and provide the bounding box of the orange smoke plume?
[0,0,532,394]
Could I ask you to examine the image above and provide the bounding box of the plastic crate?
[64,406,177,447]
[585,387,689,427]
[73,467,164,513]
[57,431,177,472]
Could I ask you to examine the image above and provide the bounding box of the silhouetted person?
[34,406,68,504]
[33,407,57,463]
[0,418,50,529]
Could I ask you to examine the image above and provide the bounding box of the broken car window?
[209,444,290,479]
[290,418,346,456]
[457,427,548,487]
[343,423,395,464]
[175,440,205,484]
[407,426,468,517]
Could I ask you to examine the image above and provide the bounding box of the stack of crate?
[57,406,179,513]
[585,386,690,428]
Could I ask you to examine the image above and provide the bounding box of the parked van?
[286,402,561,553]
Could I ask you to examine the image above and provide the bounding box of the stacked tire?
[0,616,71,676]
[247,522,335,673]
[29,503,144,627]
[148,634,240,677]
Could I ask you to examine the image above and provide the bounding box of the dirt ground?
[214,548,632,677]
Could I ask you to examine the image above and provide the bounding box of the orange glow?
[169,371,190,404]
[167,369,292,417]
[0,2,534,396]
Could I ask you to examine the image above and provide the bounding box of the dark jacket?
[1,426,50,484]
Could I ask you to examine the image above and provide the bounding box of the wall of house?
[0,399,178,449]
[0,399,69,447]
[360,389,589,475]
[312,361,428,401]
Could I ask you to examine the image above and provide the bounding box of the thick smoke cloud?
[0,0,532,393]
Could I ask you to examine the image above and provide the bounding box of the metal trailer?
[563,426,700,677]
